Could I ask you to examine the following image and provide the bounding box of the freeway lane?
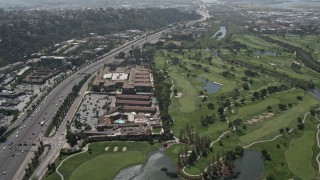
[0,30,166,180]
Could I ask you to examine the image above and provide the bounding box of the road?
[0,3,210,179]
[0,30,166,180]
[30,66,99,180]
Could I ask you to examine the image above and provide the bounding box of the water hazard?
[234,150,264,180]
[115,151,178,180]
[309,89,320,100]
[211,26,227,40]
[198,78,221,94]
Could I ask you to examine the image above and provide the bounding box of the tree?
[217,106,224,116]
[0,126,7,139]
[243,83,250,90]
[235,146,244,157]
[240,97,246,104]
[297,123,304,130]
[278,104,287,111]
[279,128,284,134]
[261,149,271,161]
[296,96,303,101]
[207,103,215,110]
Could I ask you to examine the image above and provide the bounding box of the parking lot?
[16,95,32,111]
[72,93,110,131]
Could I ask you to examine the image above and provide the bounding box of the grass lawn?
[171,68,198,113]
[234,34,280,50]
[153,127,162,133]
[268,34,320,60]
[70,151,142,180]
[239,94,319,144]
[229,98,280,120]
[45,142,158,180]
[154,33,320,177]
[285,131,316,180]
[44,172,60,180]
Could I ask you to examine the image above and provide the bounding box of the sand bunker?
[113,146,118,152]
[122,147,127,152]
[105,146,109,151]
[175,92,183,98]
[245,113,275,125]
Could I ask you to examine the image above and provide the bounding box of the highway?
[0,30,166,180]
[0,3,210,179]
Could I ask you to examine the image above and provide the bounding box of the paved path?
[56,144,89,180]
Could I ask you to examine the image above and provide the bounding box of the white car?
[15,135,18,138]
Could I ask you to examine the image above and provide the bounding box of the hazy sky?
[0,0,195,9]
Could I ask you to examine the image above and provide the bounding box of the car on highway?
[3,146,6,150]
[3,171,6,175]
[15,134,18,138]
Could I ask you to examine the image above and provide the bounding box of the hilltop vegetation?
[0,8,199,66]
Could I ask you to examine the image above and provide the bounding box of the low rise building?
[39,56,66,67]
[0,62,24,74]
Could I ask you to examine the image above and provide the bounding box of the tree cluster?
[0,8,199,66]
[200,114,216,126]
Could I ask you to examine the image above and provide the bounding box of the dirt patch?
[105,146,109,151]
[175,92,183,98]
[113,146,118,152]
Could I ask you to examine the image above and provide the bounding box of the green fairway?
[285,131,316,180]
[70,151,143,180]
[230,98,279,120]
[171,68,198,113]
[240,94,318,144]
[234,34,279,49]
[45,142,158,180]
[153,24,320,178]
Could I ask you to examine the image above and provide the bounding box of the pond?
[198,78,222,94]
[234,150,264,180]
[255,51,276,56]
[211,26,227,40]
[309,89,320,100]
[115,151,178,180]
